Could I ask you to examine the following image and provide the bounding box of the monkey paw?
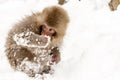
[13,31,51,48]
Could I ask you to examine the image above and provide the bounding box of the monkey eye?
[49,29,55,34]
[49,28,57,37]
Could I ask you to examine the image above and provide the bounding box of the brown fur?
[58,0,65,5]
[5,6,69,77]
[109,0,120,11]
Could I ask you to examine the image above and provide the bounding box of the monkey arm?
[13,31,50,48]
[50,47,61,64]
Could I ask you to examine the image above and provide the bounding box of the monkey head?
[37,6,69,46]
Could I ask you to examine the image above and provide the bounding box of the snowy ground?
[1,0,120,80]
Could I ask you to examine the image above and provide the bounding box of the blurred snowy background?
[1,0,120,80]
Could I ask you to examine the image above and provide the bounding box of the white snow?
[1,0,120,80]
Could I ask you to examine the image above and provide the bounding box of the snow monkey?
[109,0,120,11]
[5,6,69,77]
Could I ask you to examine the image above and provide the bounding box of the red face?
[40,24,56,37]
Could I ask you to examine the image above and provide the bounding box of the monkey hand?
[13,31,50,48]
[50,47,61,64]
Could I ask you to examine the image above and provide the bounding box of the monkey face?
[39,24,56,37]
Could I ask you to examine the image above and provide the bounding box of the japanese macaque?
[58,0,68,5]
[109,0,120,11]
[5,6,69,77]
